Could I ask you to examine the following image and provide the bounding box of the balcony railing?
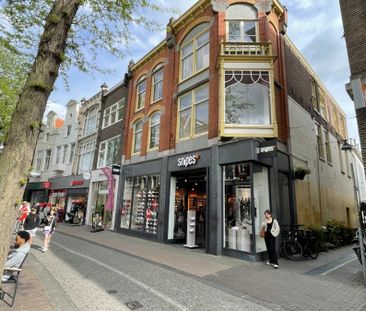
[220,42,272,57]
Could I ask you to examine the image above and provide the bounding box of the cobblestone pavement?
[2,224,365,311]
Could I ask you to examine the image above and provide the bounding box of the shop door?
[172,169,207,248]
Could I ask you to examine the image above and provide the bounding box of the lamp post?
[342,139,366,281]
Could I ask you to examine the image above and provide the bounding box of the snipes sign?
[177,154,200,167]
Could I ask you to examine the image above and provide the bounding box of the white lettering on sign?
[177,154,200,167]
[257,146,276,154]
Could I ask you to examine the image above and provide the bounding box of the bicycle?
[298,230,319,259]
[280,225,303,261]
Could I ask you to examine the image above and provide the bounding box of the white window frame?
[44,149,52,170]
[62,145,68,164]
[226,19,257,42]
[78,139,95,173]
[102,99,125,128]
[97,136,120,168]
[83,108,97,136]
[36,151,43,171]
[55,146,61,164]
[316,123,325,160]
[324,129,332,164]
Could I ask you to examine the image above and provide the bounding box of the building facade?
[86,79,128,229]
[113,0,355,261]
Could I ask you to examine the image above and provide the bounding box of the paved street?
[1,224,365,310]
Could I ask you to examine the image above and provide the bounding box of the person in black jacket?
[23,206,40,246]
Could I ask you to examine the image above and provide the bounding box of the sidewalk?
[1,224,364,310]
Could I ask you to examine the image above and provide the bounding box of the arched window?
[132,119,143,154]
[180,23,210,80]
[136,76,147,111]
[152,64,164,103]
[149,112,161,150]
[226,4,258,42]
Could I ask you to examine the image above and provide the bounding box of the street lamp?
[341,139,366,281]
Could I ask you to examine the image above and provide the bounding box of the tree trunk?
[0,0,81,282]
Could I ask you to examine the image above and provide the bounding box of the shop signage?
[70,180,84,186]
[112,164,121,175]
[42,181,52,189]
[177,154,200,167]
[257,140,277,159]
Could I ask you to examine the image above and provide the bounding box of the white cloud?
[44,101,66,120]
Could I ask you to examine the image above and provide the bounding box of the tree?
[0,0,161,281]
[0,44,29,143]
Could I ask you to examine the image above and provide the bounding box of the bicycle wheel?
[309,238,319,259]
[280,239,289,259]
[284,240,303,261]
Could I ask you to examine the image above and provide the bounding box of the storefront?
[24,182,48,204]
[116,139,293,261]
[87,168,119,230]
[48,175,90,223]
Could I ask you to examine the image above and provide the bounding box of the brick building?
[339,0,366,176]
[116,0,355,261]
[86,79,129,230]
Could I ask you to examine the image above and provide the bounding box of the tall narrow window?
[180,23,210,81]
[98,136,120,167]
[133,120,143,154]
[178,84,208,140]
[44,150,52,170]
[55,146,61,164]
[136,78,146,111]
[36,151,43,171]
[84,108,97,136]
[318,88,326,119]
[149,112,161,150]
[316,124,324,159]
[69,143,75,163]
[311,78,318,110]
[152,66,163,103]
[63,145,68,163]
[338,142,345,173]
[324,130,332,163]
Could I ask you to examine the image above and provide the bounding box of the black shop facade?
[115,139,294,261]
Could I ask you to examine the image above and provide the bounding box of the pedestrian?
[2,231,30,281]
[18,201,30,227]
[260,209,280,269]
[23,206,40,246]
[42,209,56,253]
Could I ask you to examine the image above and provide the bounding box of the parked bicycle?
[280,225,303,261]
[297,229,319,259]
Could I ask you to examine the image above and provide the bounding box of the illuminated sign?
[177,154,200,167]
[70,180,84,186]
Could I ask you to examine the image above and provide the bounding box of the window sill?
[151,98,162,105]
[178,66,209,85]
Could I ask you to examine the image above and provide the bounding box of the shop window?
[152,65,163,103]
[225,70,271,126]
[97,136,120,168]
[223,163,252,252]
[178,84,208,140]
[120,174,160,235]
[226,3,257,42]
[148,112,161,150]
[132,119,143,154]
[223,163,270,253]
[136,77,146,111]
[180,23,209,81]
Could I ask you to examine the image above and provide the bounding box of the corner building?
[117,0,355,261]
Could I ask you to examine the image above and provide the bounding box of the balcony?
[53,162,66,172]
[220,42,273,57]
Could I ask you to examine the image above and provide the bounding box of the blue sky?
[46,0,358,144]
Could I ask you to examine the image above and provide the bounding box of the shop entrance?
[171,169,207,248]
